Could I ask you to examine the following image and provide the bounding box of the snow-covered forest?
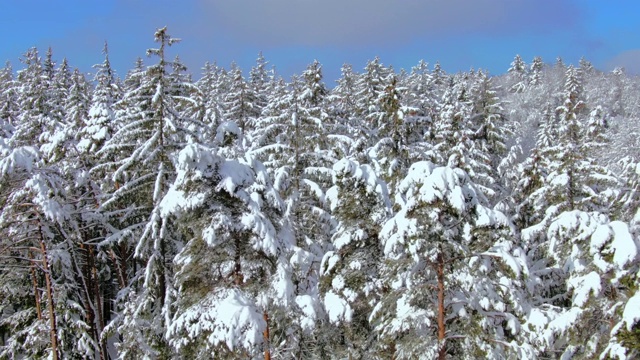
[1,27,639,360]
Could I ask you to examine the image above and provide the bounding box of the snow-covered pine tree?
[11,48,62,149]
[367,74,415,189]
[79,42,119,156]
[164,144,292,359]
[326,63,377,167]
[373,161,530,359]
[431,75,474,173]
[330,63,358,122]
[97,27,203,358]
[508,54,527,93]
[249,51,270,114]
[0,145,104,359]
[249,61,336,356]
[517,65,632,358]
[195,61,226,140]
[529,56,544,87]
[432,61,446,87]
[223,63,259,138]
[466,70,517,205]
[404,59,439,119]
[0,147,59,358]
[355,57,388,120]
[0,61,18,140]
[319,158,392,359]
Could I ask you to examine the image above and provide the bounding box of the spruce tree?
[374,161,529,359]
[98,27,203,358]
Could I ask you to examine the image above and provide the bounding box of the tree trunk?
[234,236,244,286]
[263,310,271,360]
[88,245,107,360]
[39,233,59,360]
[436,248,446,360]
[78,242,98,351]
[110,245,127,290]
[28,251,42,320]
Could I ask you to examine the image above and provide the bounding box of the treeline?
[0,27,639,359]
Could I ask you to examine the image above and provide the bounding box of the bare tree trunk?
[28,251,42,320]
[39,233,59,360]
[234,237,243,286]
[436,248,446,360]
[77,242,98,349]
[88,245,107,360]
[263,311,271,360]
[110,246,127,290]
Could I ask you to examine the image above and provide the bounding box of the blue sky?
[1,0,639,83]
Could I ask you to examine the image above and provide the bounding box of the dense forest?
[0,27,639,359]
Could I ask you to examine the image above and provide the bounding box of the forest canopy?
[0,28,639,359]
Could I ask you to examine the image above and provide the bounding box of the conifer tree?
[374,161,529,359]
[196,61,226,138]
[355,57,388,119]
[319,158,391,359]
[508,54,527,93]
[79,42,119,155]
[11,48,62,148]
[0,62,18,140]
[98,27,203,358]
[330,63,358,121]
[164,144,292,359]
[516,65,629,358]
[223,63,258,137]
[250,51,270,114]
[529,56,544,86]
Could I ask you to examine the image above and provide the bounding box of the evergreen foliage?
[0,33,638,359]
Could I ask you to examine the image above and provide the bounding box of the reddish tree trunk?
[437,249,446,360]
[28,251,42,320]
[40,235,59,360]
[263,311,271,360]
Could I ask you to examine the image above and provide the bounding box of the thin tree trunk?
[39,232,59,360]
[263,310,271,360]
[120,242,129,286]
[78,242,99,355]
[111,180,129,291]
[568,168,575,211]
[234,237,243,286]
[436,248,446,360]
[88,245,107,360]
[28,251,42,320]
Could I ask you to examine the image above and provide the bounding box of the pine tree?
[0,62,18,140]
[223,63,258,137]
[355,57,388,119]
[11,48,62,149]
[330,63,358,120]
[467,70,515,204]
[98,27,202,358]
[319,158,391,358]
[0,145,105,359]
[529,56,544,86]
[508,54,527,93]
[405,59,438,117]
[165,144,292,359]
[250,51,270,114]
[78,42,119,155]
[516,65,628,358]
[374,161,529,359]
[195,61,225,138]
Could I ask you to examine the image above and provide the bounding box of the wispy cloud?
[197,0,580,47]
[606,49,640,74]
